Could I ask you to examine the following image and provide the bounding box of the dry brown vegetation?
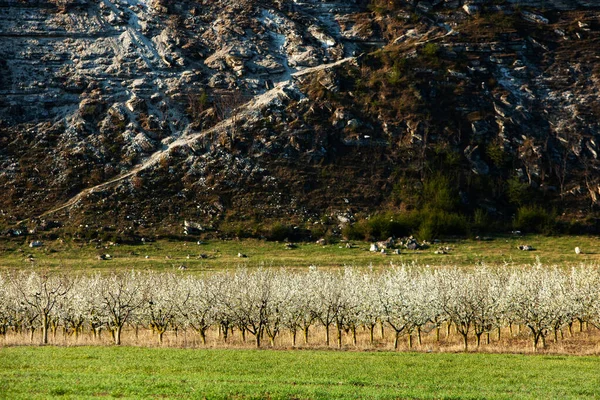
[4,322,600,356]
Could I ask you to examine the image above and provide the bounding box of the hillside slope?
[1,0,600,238]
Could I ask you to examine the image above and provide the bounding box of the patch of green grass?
[1,235,599,272]
[0,347,599,399]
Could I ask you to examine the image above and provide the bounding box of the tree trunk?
[336,327,342,349]
[486,332,490,345]
[417,326,422,346]
[497,326,501,341]
[446,322,451,337]
[352,326,357,346]
[200,330,207,345]
[114,326,122,345]
[369,324,375,345]
[436,326,440,342]
[222,326,229,343]
[533,333,540,351]
[407,333,412,349]
[52,322,58,340]
[158,331,164,345]
[42,314,49,345]
[292,329,297,347]
[462,333,468,351]
[303,326,309,344]
[393,332,400,350]
[380,322,385,339]
[476,333,482,348]
[325,324,330,346]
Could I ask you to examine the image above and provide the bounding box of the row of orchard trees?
[1,265,600,350]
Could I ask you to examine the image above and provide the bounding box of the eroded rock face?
[1,0,600,233]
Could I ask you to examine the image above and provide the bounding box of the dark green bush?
[417,210,468,241]
[342,210,468,241]
[268,223,294,241]
[472,208,491,234]
[513,206,556,234]
[422,175,458,212]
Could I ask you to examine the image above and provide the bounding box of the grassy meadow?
[1,346,599,399]
[2,235,600,399]
[1,234,600,272]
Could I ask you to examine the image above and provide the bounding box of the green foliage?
[417,210,469,241]
[507,176,532,206]
[342,213,419,241]
[422,174,458,212]
[486,143,508,169]
[472,208,491,234]
[513,206,557,234]
[219,221,256,239]
[387,65,402,85]
[422,43,440,59]
[343,210,468,241]
[267,223,295,242]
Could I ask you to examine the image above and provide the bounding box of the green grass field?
[2,234,600,272]
[0,347,599,399]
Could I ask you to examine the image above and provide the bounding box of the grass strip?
[0,346,599,399]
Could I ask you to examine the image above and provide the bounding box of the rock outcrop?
[1,0,600,235]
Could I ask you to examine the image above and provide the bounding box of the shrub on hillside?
[513,206,556,234]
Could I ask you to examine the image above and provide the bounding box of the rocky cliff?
[1,0,600,237]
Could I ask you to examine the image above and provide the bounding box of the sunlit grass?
[1,235,599,272]
[1,346,599,399]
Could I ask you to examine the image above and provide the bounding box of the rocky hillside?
[1,0,600,238]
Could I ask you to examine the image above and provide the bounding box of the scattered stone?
[316,238,326,246]
[521,11,549,25]
[370,243,379,252]
[285,243,297,250]
[434,247,452,255]
[178,265,188,270]
[29,241,43,248]
[392,249,401,255]
[518,245,535,251]
[377,237,395,249]
[575,247,581,254]
[184,220,204,235]
[238,252,247,258]
[97,254,112,260]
